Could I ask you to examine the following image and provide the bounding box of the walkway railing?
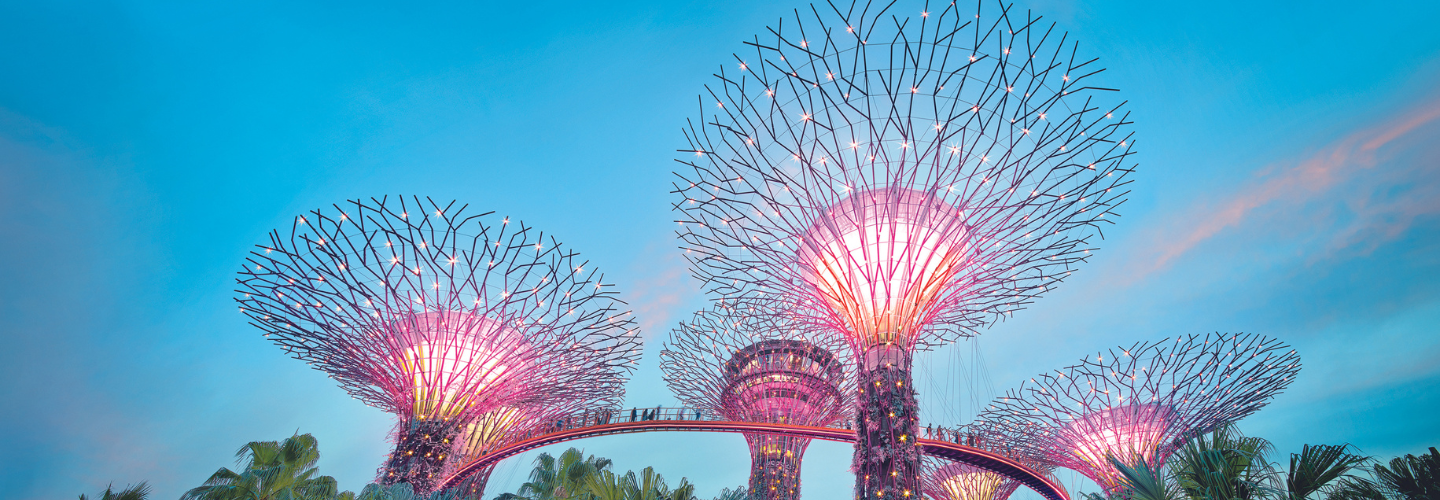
[440,406,1069,500]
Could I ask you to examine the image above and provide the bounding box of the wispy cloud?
[621,242,700,340]
[1131,94,1440,280]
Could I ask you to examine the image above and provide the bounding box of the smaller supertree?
[923,421,1054,500]
[661,303,853,500]
[982,333,1301,494]
[236,197,641,494]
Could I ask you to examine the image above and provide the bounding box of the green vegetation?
[182,433,348,500]
[80,430,1435,500]
[79,482,152,500]
[1328,447,1440,500]
[492,447,742,500]
[1100,425,1437,500]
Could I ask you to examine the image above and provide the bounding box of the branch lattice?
[980,333,1301,493]
[673,0,1138,353]
[235,196,641,491]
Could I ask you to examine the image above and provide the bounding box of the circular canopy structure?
[981,333,1301,493]
[662,304,852,500]
[235,196,641,493]
[671,1,1137,497]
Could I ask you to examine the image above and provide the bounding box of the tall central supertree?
[662,304,852,500]
[981,333,1301,494]
[672,1,1136,497]
[236,196,641,494]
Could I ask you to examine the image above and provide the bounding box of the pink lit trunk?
[746,433,810,500]
[854,345,922,500]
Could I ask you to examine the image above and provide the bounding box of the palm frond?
[1110,451,1178,500]
[1370,447,1440,500]
[1287,444,1370,500]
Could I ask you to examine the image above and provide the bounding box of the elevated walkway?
[440,407,1067,500]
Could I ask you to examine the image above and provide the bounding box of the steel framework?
[661,305,853,500]
[923,422,1053,500]
[981,333,1301,494]
[672,0,1136,496]
[235,196,641,494]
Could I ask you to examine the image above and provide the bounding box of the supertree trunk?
[854,347,921,500]
[449,464,495,500]
[381,419,462,494]
[745,433,811,500]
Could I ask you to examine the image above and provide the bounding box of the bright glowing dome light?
[237,196,641,495]
[799,187,967,352]
[982,333,1302,494]
[391,311,525,421]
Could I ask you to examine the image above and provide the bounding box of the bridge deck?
[441,411,1067,500]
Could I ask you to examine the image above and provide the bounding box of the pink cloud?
[1134,94,1440,279]
[621,243,699,340]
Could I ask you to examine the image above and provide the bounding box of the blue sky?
[1,1,1438,499]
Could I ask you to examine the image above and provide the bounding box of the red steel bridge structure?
[440,407,1070,500]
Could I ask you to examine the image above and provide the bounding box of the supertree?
[235,196,641,494]
[980,333,1301,494]
[661,303,853,500]
[922,421,1054,500]
[442,405,566,498]
[671,0,1136,497]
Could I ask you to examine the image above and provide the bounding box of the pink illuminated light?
[798,187,967,350]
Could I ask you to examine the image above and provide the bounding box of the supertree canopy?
[236,196,641,494]
[661,304,853,500]
[672,0,1136,497]
[981,333,1301,494]
[922,422,1054,500]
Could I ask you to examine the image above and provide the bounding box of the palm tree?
[79,482,151,500]
[580,469,628,500]
[182,433,347,500]
[709,487,746,500]
[1169,424,1278,500]
[1285,444,1369,500]
[1328,447,1439,500]
[1370,448,1439,500]
[1110,449,1181,500]
[620,467,696,500]
[356,483,416,500]
[496,447,706,500]
[500,447,614,500]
